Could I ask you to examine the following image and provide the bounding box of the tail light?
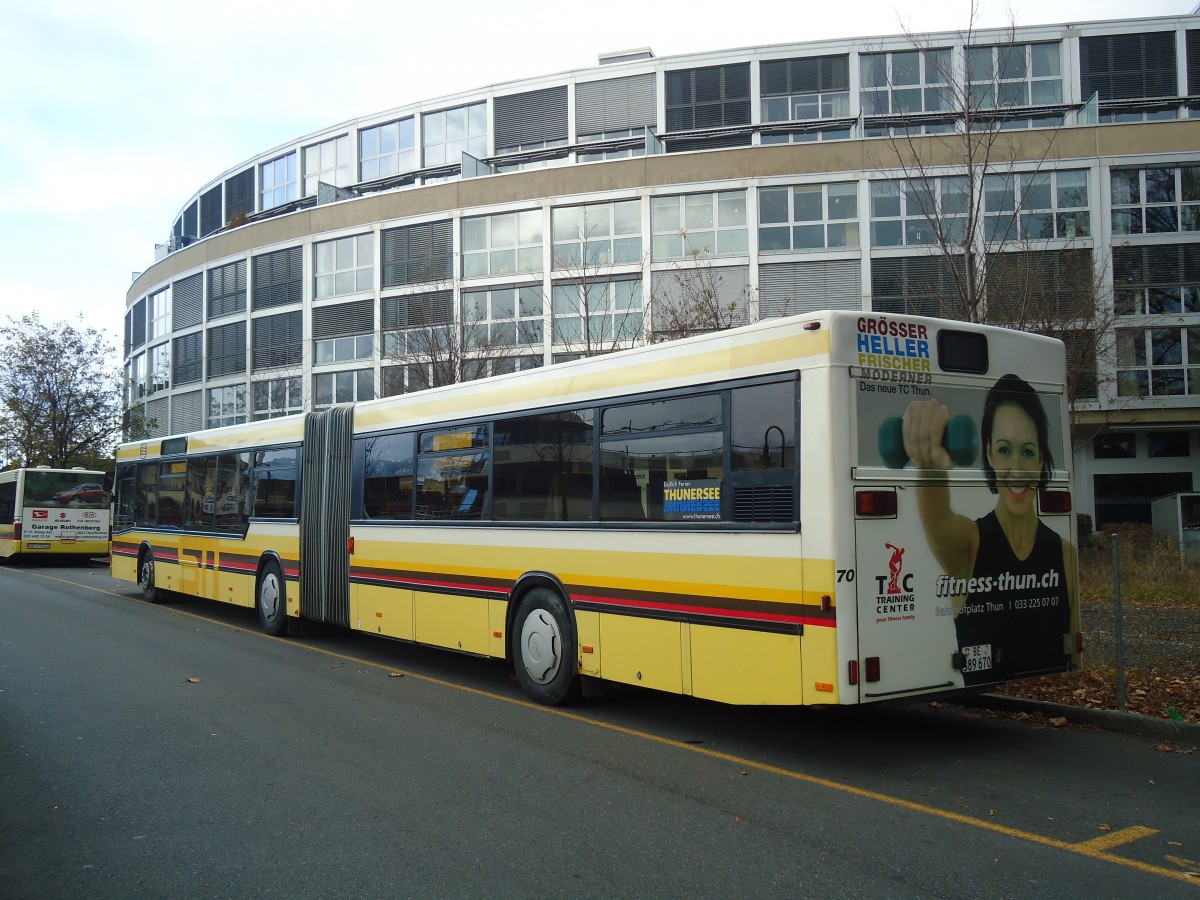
[848,660,859,685]
[13,522,21,541]
[855,489,897,517]
[865,656,881,682]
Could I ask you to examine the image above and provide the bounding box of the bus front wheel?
[511,587,579,705]
[139,551,163,603]
[257,559,288,636]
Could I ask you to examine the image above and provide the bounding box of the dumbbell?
[878,414,978,469]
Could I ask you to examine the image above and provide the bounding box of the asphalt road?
[1,559,1197,899]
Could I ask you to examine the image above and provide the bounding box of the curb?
[961,693,1200,741]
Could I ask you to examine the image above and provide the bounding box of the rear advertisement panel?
[850,315,1077,693]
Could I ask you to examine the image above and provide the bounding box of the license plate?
[962,643,993,673]
[26,543,51,550]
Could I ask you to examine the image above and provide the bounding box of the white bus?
[0,467,112,560]
[111,311,1080,705]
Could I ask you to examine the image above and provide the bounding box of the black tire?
[510,587,579,705]
[256,559,288,636]
[139,550,164,603]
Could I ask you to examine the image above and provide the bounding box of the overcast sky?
[0,0,1192,349]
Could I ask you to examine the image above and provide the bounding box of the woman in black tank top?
[902,374,1076,685]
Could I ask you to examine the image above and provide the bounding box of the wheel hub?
[520,609,561,684]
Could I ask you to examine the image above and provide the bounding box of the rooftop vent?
[599,47,654,65]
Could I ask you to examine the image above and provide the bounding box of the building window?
[147,288,170,342]
[207,321,247,379]
[172,274,203,331]
[381,291,454,361]
[551,279,643,348]
[760,54,850,143]
[860,49,953,134]
[252,311,303,371]
[304,135,352,196]
[494,86,568,154]
[1115,325,1200,396]
[1148,431,1191,457]
[260,152,298,210]
[983,170,1090,240]
[208,260,247,319]
[1113,243,1200,315]
[315,234,374,299]
[462,286,544,348]
[225,169,254,223]
[315,334,373,364]
[665,63,751,132]
[758,182,859,251]
[652,191,748,261]
[313,369,374,407]
[173,332,203,386]
[129,352,146,401]
[577,127,649,162]
[463,210,544,278]
[870,178,969,247]
[252,247,303,310]
[381,221,453,287]
[200,185,223,238]
[422,102,488,167]
[1081,31,1179,123]
[147,343,170,395]
[551,201,642,270]
[1111,166,1200,235]
[576,73,656,158]
[360,118,416,182]
[967,42,1062,112]
[208,384,247,428]
[131,298,146,350]
[253,377,303,420]
[871,255,965,318]
[1094,432,1136,459]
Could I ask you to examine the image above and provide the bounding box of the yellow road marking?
[30,570,1200,888]
[1074,826,1159,853]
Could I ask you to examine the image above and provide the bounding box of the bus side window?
[730,381,797,472]
[0,482,15,525]
[360,433,414,521]
[416,426,489,521]
[157,462,186,529]
[114,466,137,531]
[493,410,594,522]
[136,462,159,527]
[728,379,799,525]
[214,452,251,535]
[252,448,299,519]
[185,456,212,530]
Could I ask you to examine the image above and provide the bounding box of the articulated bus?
[0,467,112,560]
[111,311,1080,706]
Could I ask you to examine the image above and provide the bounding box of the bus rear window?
[937,330,988,374]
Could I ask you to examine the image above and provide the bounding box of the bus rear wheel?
[139,551,163,603]
[511,587,579,705]
[257,559,288,636]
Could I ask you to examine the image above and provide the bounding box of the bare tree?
[382,285,520,392]
[864,3,1116,407]
[547,214,647,358]
[649,250,757,343]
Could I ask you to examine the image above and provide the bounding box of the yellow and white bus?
[111,311,1081,705]
[0,467,112,560]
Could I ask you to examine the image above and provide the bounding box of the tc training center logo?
[874,541,916,619]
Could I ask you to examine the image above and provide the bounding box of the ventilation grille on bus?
[732,485,794,523]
